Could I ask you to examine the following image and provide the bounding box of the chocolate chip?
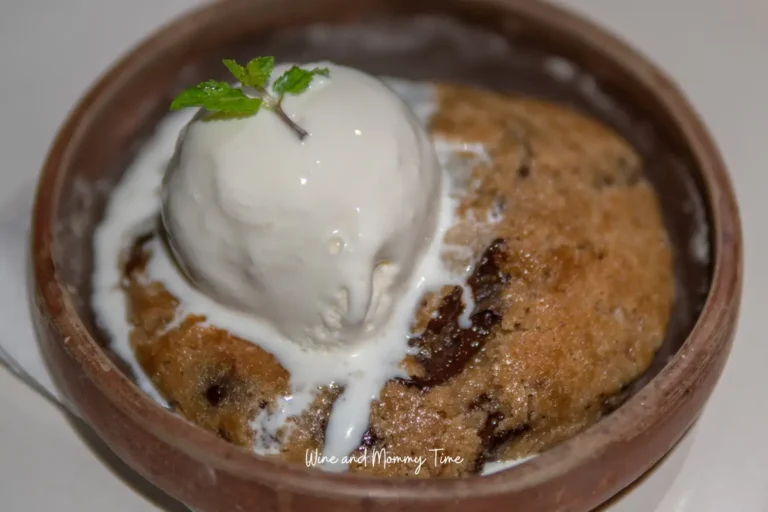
[205,384,226,406]
[515,133,533,179]
[478,411,505,446]
[469,393,492,411]
[472,413,531,474]
[597,174,616,188]
[360,428,381,448]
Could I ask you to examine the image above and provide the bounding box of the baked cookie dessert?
[94,60,672,477]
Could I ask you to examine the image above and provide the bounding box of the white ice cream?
[161,63,442,349]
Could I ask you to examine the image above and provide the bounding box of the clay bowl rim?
[32,0,742,502]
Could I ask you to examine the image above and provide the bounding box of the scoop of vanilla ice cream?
[161,63,442,349]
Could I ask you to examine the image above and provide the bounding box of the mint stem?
[274,106,308,141]
[254,86,307,141]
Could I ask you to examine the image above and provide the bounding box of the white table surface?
[1,0,766,510]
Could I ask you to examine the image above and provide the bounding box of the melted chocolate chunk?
[470,393,493,411]
[123,231,155,277]
[469,393,531,472]
[478,411,506,448]
[360,428,381,449]
[402,239,508,390]
[205,384,227,406]
[203,372,236,407]
[472,414,531,473]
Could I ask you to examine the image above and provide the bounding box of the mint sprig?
[223,57,275,89]
[170,57,330,140]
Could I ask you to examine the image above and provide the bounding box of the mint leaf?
[222,59,248,85]
[223,57,274,88]
[245,56,275,88]
[273,66,329,95]
[170,80,263,114]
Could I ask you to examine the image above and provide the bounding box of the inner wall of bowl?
[52,12,712,402]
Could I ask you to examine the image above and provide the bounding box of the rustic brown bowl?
[30,0,742,510]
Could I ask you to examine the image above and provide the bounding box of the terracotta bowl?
[30,0,742,510]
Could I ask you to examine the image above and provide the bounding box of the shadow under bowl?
[30,0,742,511]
